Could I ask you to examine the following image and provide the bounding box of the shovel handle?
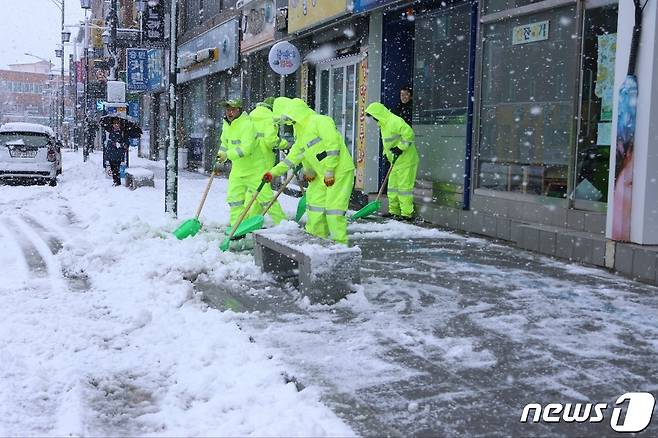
[195,172,216,218]
[227,180,266,239]
[375,154,399,202]
[262,173,295,214]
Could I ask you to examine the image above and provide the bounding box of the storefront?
[377,0,478,208]
[177,18,240,172]
[283,0,371,193]
[475,0,619,214]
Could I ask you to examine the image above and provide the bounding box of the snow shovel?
[220,180,266,252]
[232,172,297,239]
[172,171,216,239]
[295,179,306,223]
[350,155,399,221]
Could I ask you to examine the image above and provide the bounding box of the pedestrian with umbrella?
[104,119,129,186]
[100,113,143,186]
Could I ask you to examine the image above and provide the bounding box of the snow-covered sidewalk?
[0,150,353,436]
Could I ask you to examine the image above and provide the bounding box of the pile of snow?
[0,150,352,436]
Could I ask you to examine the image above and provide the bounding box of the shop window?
[477,5,578,198]
[412,2,471,206]
[573,3,618,206]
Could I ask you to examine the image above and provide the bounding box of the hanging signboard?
[268,41,300,75]
[126,48,149,92]
[142,0,165,47]
[512,20,549,45]
[355,56,368,190]
[241,0,276,53]
[147,49,165,92]
[177,19,238,84]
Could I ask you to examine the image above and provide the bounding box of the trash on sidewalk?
[253,224,361,304]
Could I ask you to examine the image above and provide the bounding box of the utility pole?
[165,0,178,216]
[60,0,65,140]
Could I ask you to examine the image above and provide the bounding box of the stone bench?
[253,225,361,304]
[124,167,155,190]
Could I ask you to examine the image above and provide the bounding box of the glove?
[262,172,273,183]
[391,146,403,157]
[324,176,335,187]
[217,151,227,163]
[303,172,316,182]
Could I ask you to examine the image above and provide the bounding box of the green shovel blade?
[232,215,265,239]
[350,200,381,221]
[172,218,202,240]
[219,237,231,252]
[295,193,306,222]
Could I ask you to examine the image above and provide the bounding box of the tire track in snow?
[1,218,48,279]
[11,217,67,293]
[22,214,64,255]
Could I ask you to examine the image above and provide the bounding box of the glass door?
[315,57,360,163]
[573,1,618,211]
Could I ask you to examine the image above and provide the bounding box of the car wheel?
[49,179,57,187]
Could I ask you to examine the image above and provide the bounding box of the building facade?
[163,0,657,284]
[0,62,72,129]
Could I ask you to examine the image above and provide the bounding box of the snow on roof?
[0,122,55,136]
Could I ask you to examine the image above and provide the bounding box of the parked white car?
[0,122,61,186]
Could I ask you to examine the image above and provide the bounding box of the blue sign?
[126,48,149,92]
[147,49,164,91]
[353,0,395,13]
[128,100,140,118]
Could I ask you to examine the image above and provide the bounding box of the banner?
[142,0,165,47]
[355,56,368,190]
[126,48,149,92]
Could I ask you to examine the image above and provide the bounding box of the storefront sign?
[147,49,165,92]
[126,48,149,92]
[268,41,300,75]
[352,0,394,13]
[512,20,549,45]
[287,0,348,33]
[177,19,239,84]
[355,56,368,190]
[142,0,165,47]
[241,0,276,53]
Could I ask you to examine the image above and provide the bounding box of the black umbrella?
[99,113,142,138]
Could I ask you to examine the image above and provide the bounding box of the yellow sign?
[92,19,105,49]
[355,56,368,190]
[287,0,348,33]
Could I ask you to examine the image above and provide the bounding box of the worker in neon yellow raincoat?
[263,98,354,245]
[247,97,288,224]
[365,102,419,220]
[215,99,263,227]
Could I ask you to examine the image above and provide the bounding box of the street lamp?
[80,0,91,8]
[62,30,71,43]
[49,0,65,140]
